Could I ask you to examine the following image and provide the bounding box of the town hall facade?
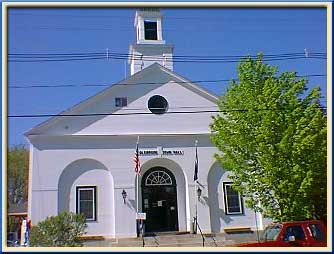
[26,9,268,238]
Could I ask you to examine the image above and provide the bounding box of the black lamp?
[122,189,127,204]
[197,187,202,201]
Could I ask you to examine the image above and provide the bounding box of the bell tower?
[128,8,174,75]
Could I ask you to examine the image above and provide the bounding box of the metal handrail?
[139,221,145,247]
[211,235,218,247]
[153,236,159,247]
[195,217,205,247]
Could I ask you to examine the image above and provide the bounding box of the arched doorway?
[141,167,179,232]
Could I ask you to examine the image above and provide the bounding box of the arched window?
[145,170,173,186]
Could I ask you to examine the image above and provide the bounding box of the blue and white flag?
[193,141,198,182]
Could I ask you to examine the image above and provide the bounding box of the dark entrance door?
[142,167,178,233]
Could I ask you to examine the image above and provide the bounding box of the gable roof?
[25,63,219,136]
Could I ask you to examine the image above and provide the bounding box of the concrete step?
[143,239,235,247]
[83,233,237,247]
[146,240,203,247]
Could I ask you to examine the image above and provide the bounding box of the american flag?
[134,140,141,175]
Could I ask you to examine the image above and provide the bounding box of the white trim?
[27,143,34,221]
[77,186,96,221]
[145,170,173,186]
[27,133,212,139]
[223,182,243,215]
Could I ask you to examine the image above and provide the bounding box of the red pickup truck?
[238,220,327,247]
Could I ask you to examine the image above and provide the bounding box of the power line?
[8,55,327,63]
[8,12,323,22]
[10,103,327,115]
[8,51,326,59]
[8,56,107,62]
[7,106,327,118]
[8,51,326,65]
[8,74,327,89]
[8,51,326,58]
[11,105,220,114]
[9,25,323,33]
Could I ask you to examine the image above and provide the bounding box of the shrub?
[29,212,87,247]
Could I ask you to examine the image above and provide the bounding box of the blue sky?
[7,7,327,146]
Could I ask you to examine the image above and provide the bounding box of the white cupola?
[128,8,174,75]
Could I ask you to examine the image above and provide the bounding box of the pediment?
[25,63,218,137]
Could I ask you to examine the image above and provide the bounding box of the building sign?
[139,147,184,156]
[163,150,184,155]
[136,212,146,220]
[139,150,159,156]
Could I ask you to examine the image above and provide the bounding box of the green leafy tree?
[210,55,327,221]
[7,145,29,204]
[29,212,87,247]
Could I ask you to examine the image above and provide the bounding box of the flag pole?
[136,136,139,214]
[195,180,198,234]
[194,140,198,234]
[135,136,140,236]
[136,174,139,214]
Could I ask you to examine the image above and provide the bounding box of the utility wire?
[8,52,326,58]
[8,74,327,89]
[8,51,326,63]
[8,56,327,63]
[9,12,324,22]
[8,56,107,62]
[10,104,327,113]
[8,51,326,59]
[8,106,327,118]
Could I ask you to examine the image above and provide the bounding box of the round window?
[148,95,168,114]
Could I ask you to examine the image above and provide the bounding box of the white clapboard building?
[26,9,266,238]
